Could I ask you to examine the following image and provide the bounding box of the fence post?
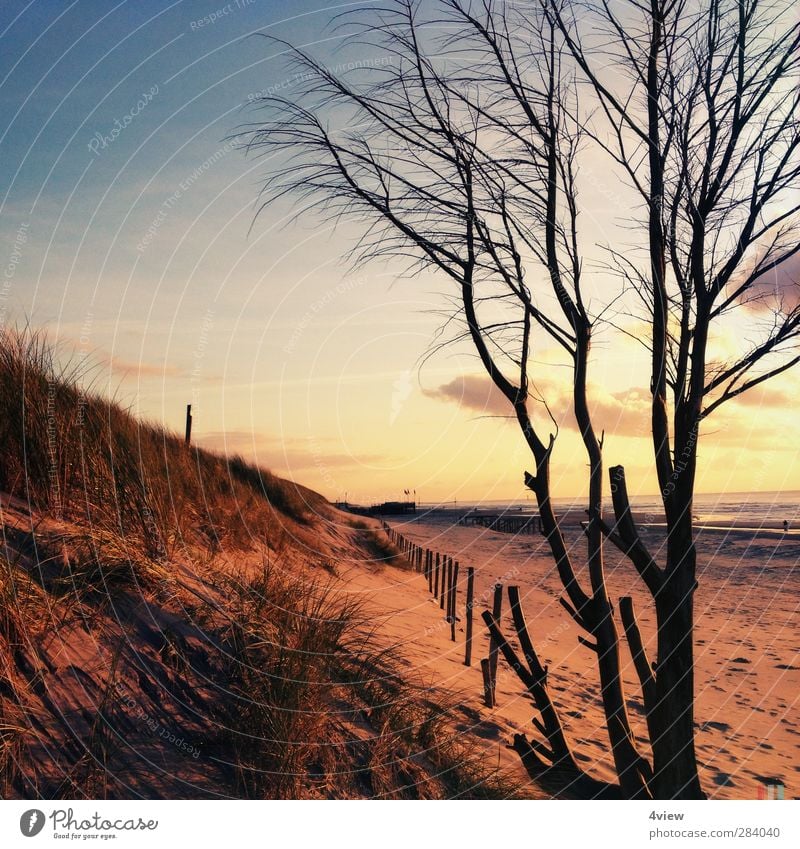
[440,557,449,610]
[481,658,494,708]
[434,553,440,599]
[450,561,459,641]
[464,566,475,666]
[488,583,503,704]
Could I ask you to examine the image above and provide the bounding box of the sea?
[415,491,800,534]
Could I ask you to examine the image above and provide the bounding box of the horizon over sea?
[412,490,800,533]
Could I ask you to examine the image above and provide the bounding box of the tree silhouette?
[240,0,799,798]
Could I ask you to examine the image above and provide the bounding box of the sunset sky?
[1,0,797,504]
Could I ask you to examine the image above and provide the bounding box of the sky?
[1,0,797,505]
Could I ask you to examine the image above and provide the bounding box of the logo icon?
[390,369,412,425]
[758,781,785,800]
[20,809,46,837]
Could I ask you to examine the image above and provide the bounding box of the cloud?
[745,251,800,311]
[194,430,387,471]
[104,356,185,378]
[425,374,511,417]
[91,350,221,384]
[426,374,652,438]
[728,383,794,409]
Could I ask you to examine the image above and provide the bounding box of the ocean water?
[417,491,800,533]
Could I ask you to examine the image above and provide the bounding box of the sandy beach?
[337,509,800,799]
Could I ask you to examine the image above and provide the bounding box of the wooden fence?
[381,520,503,707]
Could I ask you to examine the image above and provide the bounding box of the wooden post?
[489,583,503,704]
[464,566,475,666]
[184,404,192,445]
[481,658,495,708]
[446,559,453,622]
[434,553,440,598]
[440,556,449,610]
[450,561,459,641]
[444,557,453,617]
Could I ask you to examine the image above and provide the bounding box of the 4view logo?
[758,781,785,799]
[19,810,45,837]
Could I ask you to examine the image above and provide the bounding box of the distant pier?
[458,510,540,535]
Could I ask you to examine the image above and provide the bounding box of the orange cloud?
[426,374,652,439]
[195,430,387,471]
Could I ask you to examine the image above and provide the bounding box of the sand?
[337,509,800,799]
[3,485,796,799]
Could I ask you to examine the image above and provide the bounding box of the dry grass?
[0,327,323,558]
[212,564,524,799]
[0,328,524,800]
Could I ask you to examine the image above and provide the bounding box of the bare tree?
[239,0,799,799]
[545,0,800,798]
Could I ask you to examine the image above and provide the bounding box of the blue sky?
[0,0,486,503]
[1,0,797,502]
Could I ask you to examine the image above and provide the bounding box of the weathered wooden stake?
[481,658,495,708]
[184,404,193,445]
[464,566,475,666]
[488,583,503,704]
[440,556,449,610]
[450,561,459,641]
[434,553,440,598]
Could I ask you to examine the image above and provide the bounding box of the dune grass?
[0,327,322,556]
[210,564,523,799]
[0,328,525,799]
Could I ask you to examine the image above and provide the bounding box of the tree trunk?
[650,522,705,799]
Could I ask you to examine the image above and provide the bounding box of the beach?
[338,505,800,799]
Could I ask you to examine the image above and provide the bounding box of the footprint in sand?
[698,720,732,732]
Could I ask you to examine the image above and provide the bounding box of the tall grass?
[0,328,322,558]
[215,565,523,799]
[0,328,525,799]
